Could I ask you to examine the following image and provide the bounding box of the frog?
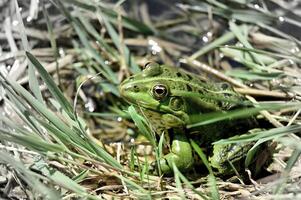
[119,62,271,176]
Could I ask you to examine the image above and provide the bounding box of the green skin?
[119,63,267,175]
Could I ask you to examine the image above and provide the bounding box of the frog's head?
[119,62,190,124]
[120,62,243,127]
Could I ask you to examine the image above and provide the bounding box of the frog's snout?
[120,83,140,93]
[119,82,141,101]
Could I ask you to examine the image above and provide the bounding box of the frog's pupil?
[156,88,164,94]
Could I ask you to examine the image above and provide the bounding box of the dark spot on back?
[176,72,182,77]
[217,101,223,108]
[198,77,207,83]
[187,84,192,91]
[187,74,193,80]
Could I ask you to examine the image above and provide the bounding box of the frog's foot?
[154,129,194,175]
[209,141,253,176]
[156,151,194,175]
[209,137,273,177]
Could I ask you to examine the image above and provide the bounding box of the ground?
[0,0,301,199]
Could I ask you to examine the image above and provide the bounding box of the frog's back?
[159,65,244,113]
[157,65,257,141]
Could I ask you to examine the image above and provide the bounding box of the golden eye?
[152,84,168,100]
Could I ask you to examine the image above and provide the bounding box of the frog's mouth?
[120,90,161,111]
[120,83,190,125]
[120,84,169,112]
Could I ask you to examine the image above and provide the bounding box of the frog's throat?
[135,103,190,125]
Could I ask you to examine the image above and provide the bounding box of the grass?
[0,0,301,199]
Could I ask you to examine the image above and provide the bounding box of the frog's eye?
[144,62,158,69]
[152,84,168,100]
[170,97,184,111]
[143,62,162,77]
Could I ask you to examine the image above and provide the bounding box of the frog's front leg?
[158,128,194,174]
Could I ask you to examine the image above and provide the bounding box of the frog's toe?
[151,158,173,175]
[148,161,159,175]
[149,159,168,175]
[151,153,194,175]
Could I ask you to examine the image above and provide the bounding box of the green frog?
[119,62,270,176]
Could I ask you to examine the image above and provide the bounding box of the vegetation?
[0,0,301,199]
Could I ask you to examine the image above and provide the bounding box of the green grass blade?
[190,140,213,174]
[0,152,61,199]
[38,165,88,195]
[73,23,118,84]
[188,102,301,128]
[3,93,43,137]
[226,70,282,80]
[42,1,61,87]
[130,146,136,171]
[1,75,80,142]
[214,124,301,145]
[229,21,264,66]
[0,128,65,153]
[61,0,153,34]
[87,138,123,169]
[53,0,119,84]
[78,15,118,58]
[101,8,153,34]
[128,105,156,146]
[173,163,186,199]
[26,52,74,119]
[115,174,151,199]
[220,47,277,66]
[190,140,219,200]
[14,0,43,102]
[274,148,301,194]
[72,169,90,183]
[2,74,122,169]
[190,31,236,60]
[184,2,274,24]
[208,175,219,200]
[221,45,301,63]
[28,62,44,103]
[98,11,140,73]
[177,170,209,200]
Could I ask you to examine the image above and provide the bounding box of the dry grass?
[0,0,301,199]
